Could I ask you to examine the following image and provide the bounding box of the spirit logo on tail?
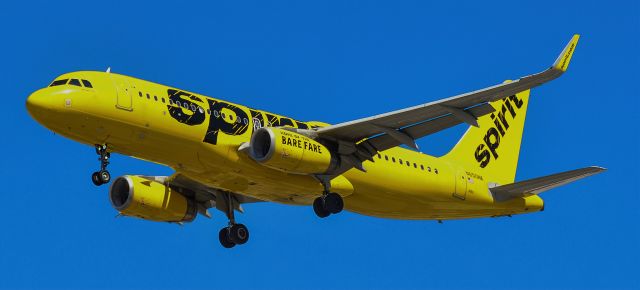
[474,95,524,168]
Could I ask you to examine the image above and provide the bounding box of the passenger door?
[111,75,132,111]
[454,170,467,200]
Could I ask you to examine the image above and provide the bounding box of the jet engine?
[109,175,197,222]
[248,127,337,175]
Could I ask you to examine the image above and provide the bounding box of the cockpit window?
[50,79,68,87]
[68,79,82,87]
[81,80,93,88]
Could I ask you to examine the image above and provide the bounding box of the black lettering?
[497,105,510,132]
[504,97,516,118]
[265,113,295,127]
[296,120,309,129]
[475,144,491,168]
[491,113,505,136]
[483,128,501,159]
[250,109,265,133]
[203,100,249,145]
[509,94,524,109]
[167,89,205,125]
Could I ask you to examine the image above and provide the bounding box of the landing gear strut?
[312,176,344,218]
[218,192,249,248]
[91,144,111,186]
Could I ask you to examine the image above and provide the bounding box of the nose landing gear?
[91,144,111,186]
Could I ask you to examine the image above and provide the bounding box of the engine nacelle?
[249,127,336,175]
[109,175,197,222]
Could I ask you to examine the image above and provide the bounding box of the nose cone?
[26,89,54,121]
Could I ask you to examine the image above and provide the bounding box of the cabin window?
[198,107,204,114]
[229,114,234,121]
[413,163,417,168]
[161,98,166,103]
[392,157,396,163]
[221,112,226,119]
[399,159,403,164]
[420,165,424,170]
[385,155,389,161]
[49,79,68,87]
[435,168,439,174]
[377,154,381,159]
[146,93,150,99]
[190,104,196,111]
[182,103,188,109]
[206,109,211,115]
[81,80,93,88]
[214,110,220,118]
[139,92,143,97]
[68,79,82,87]
[243,118,249,125]
[406,161,410,167]
[427,167,431,172]
[154,96,158,101]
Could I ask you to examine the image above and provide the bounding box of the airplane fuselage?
[26,71,543,220]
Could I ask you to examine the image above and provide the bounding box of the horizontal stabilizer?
[490,166,605,202]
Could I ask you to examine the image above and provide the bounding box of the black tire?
[91,172,103,186]
[218,228,235,248]
[313,197,330,218]
[229,224,249,245]
[98,170,111,184]
[324,192,344,214]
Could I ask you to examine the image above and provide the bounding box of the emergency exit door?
[111,75,132,111]
[454,170,467,200]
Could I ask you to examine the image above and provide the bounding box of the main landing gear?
[218,192,249,249]
[312,176,344,218]
[91,144,111,186]
[313,192,344,218]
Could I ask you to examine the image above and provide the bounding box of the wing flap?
[490,166,606,202]
[361,103,495,152]
[166,173,265,217]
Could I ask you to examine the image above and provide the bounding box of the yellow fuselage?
[26,71,543,220]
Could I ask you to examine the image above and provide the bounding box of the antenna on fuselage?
[106,67,111,73]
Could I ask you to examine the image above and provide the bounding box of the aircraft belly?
[340,161,502,220]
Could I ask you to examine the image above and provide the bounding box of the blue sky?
[1,1,638,289]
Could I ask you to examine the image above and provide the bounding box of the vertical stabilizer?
[442,88,530,185]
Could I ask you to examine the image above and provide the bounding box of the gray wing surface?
[490,166,606,202]
[315,35,579,154]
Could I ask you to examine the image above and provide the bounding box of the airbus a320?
[26,35,604,248]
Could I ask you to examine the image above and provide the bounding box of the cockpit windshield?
[49,78,94,88]
[49,79,68,86]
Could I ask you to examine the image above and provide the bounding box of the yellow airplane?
[26,34,604,248]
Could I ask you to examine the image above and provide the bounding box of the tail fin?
[442,87,530,185]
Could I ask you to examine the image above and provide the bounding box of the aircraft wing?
[489,166,606,202]
[144,173,265,218]
[314,35,580,156]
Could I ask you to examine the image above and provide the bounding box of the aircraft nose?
[26,89,54,120]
